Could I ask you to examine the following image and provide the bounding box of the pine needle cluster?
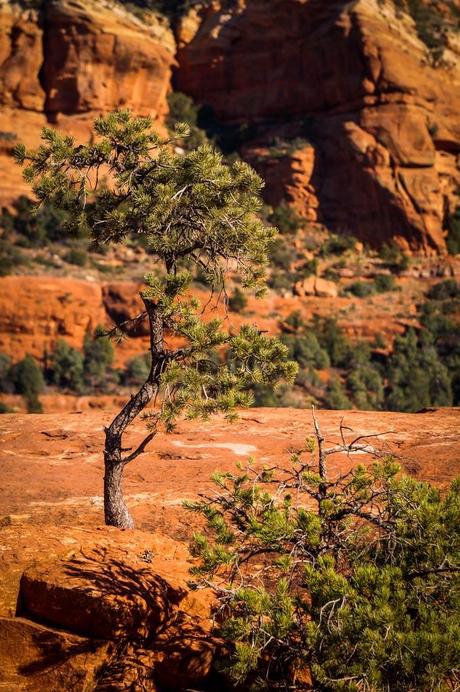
[187,417,460,690]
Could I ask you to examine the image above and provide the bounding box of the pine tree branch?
[121,430,157,465]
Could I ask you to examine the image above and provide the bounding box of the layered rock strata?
[176,0,460,253]
[0,0,175,202]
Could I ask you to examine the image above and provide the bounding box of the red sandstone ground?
[1,407,459,539]
[0,407,458,689]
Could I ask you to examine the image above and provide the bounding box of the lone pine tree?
[15,111,296,528]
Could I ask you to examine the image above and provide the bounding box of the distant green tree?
[49,340,84,393]
[313,317,351,368]
[0,352,12,393]
[12,354,44,413]
[427,279,460,301]
[325,376,351,409]
[0,195,71,247]
[167,92,209,150]
[379,241,410,273]
[347,364,384,410]
[420,294,460,405]
[280,313,330,371]
[268,203,304,235]
[16,111,296,528]
[345,280,375,298]
[83,327,115,390]
[374,273,396,293]
[123,354,151,386]
[228,287,248,313]
[385,329,452,411]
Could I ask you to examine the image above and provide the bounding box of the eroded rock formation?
[176,0,460,253]
[0,272,437,368]
[1,0,459,251]
[0,0,175,202]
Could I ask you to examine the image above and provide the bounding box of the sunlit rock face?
[1,0,459,252]
[0,0,175,204]
[176,0,460,254]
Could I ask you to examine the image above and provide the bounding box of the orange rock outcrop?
[176,0,460,253]
[0,524,215,690]
[0,0,175,203]
[0,272,433,368]
[1,0,460,252]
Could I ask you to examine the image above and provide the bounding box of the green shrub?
[167,92,209,150]
[0,240,25,276]
[251,383,282,407]
[0,353,12,393]
[385,329,452,411]
[268,204,304,235]
[265,136,312,158]
[419,299,460,405]
[118,0,198,19]
[296,258,318,280]
[427,279,460,301]
[319,233,357,257]
[284,332,330,370]
[312,316,351,368]
[396,0,451,64]
[0,401,13,413]
[347,362,385,410]
[324,376,351,409]
[228,287,248,313]
[11,354,44,413]
[268,237,296,272]
[379,241,410,273]
[12,354,44,397]
[446,206,460,255]
[83,327,115,389]
[345,280,375,298]
[123,354,151,386]
[187,427,460,690]
[374,273,396,293]
[49,340,84,393]
[0,196,71,247]
[64,247,88,266]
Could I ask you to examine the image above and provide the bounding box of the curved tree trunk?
[103,297,164,529]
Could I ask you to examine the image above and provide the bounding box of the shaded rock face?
[176,0,460,253]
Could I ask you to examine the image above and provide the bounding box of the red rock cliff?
[176,0,460,253]
[1,0,459,253]
[0,0,175,202]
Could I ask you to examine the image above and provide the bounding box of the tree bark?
[103,297,164,529]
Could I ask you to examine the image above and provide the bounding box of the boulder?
[0,525,218,690]
[0,616,110,691]
[294,276,338,298]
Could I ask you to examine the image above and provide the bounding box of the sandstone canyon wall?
[0,0,459,253]
[0,0,175,201]
[176,0,460,254]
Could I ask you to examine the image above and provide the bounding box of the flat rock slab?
[0,408,459,535]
